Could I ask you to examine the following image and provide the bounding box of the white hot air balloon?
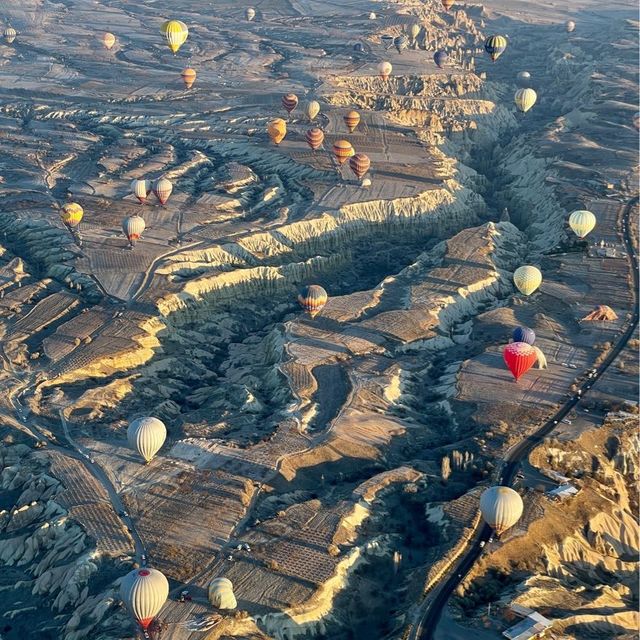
[306,100,320,122]
[378,61,392,81]
[122,215,146,248]
[514,88,537,113]
[131,178,149,204]
[153,177,173,205]
[479,486,523,536]
[568,210,596,238]
[208,578,237,609]
[532,345,547,369]
[245,7,256,21]
[120,568,169,632]
[127,416,166,462]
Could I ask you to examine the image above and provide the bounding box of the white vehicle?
[479,541,486,548]
[569,364,577,369]
[562,418,572,425]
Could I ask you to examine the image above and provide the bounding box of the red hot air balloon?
[281,93,298,115]
[349,153,370,180]
[503,342,538,381]
[305,128,324,151]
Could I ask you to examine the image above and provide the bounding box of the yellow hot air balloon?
[102,32,116,50]
[60,203,84,228]
[4,27,16,44]
[332,140,354,165]
[568,210,596,238]
[514,88,537,113]
[267,118,287,145]
[513,265,542,296]
[306,100,320,122]
[162,20,188,54]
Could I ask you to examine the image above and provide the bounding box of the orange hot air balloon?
[267,118,287,145]
[349,153,370,180]
[305,128,325,151]
[503,342,538,381]
[378,61,392,81]
[332,140,354,165]
[343,110,361,133]
[442,0,454,10]
[103,32,116,50]
[298,285,328,317]
[281,93,298,115]
[181,67,196,89]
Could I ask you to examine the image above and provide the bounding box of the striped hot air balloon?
[208,578,237,610]
[484,35,507,62]
[479,487,523,536]
[4,27,16,44]
[513,265,542,296]
[332,140,354,165]
[343,110,361,133]
[60,203,84,229]
[153,177,173,205]
[131,179,149,204]
[514,88,537,113]
[503,342,538,381]
[102,32,116,50]
[181,67,196,89]
[394,35,409,54]
[298,285,328,318]
[349,153,370,181]
[162,20,188,54]
[127,416,166,462]
[568,210,596,238]
[281,93,298,115]
[305,128,324,151]
[122,215,146,247]
[378,61,392,81]
[267,118,287,145]
[120,568,169,631]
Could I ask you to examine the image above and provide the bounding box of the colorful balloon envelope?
[305,127,324,151]
[568,210,596,238]
[512,326,535,345]
[441,0,454,10]
[343,110,361,133]
[4,27,16,44]
[122,215,146,247]
[245,7,256,21]
[479,486,523,536]
[503,342,538,380]
[513,265,542,296]
[433,50,448,69]
[349,153,370,180]
[267,118,287,145]
[484,35,507,62]
[162,20,188,54]
[60,203,84,228]
[102,32,116,50]
[281,93,298,114]
[127,416,166,462]
[378,61,392,80]
[153,177,173,205]
[181,67,196,89]
[332,140,354,165]
[565,20,576,33]
[306,100,320,121]
[514,88,537,113]
[298,285,328,317]
[120,568,169,631]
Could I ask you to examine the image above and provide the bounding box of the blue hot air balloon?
[434,50,448,69]
[512,326,535,345]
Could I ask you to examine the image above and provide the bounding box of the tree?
[441,455,451,482]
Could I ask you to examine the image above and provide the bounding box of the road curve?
[412,196,639,640]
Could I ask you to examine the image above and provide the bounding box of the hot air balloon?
[306,100,320,122]
[354,43,365,53]
[565,20,576,33]
[343,110,361,133]
[484,35,507,62]
[433,50,448,69]
[208,578,237,609]
[568,210,596,238]
[153,178,173,205]
[181,67,196,89]
[162,20,188,54]
[503,342,538,381]
[282,93,298,115]
[532,345,547,369]
[349,153,370,181]
[633,112,640,131]
[442,0,454,10]
[305,128,324,151]
[516,71,531,87]
[513,265,542,296]
[127,416,166,462]
[267,118,287,145]
[378,61,392,81]
[132,179,149,204]
[298,285,327,318]
[409,23,421,42]
[479,486,523,536]
[3,27,16,44]
[514,88,537,113]
[581,305,618,322]
[60,203,84,229]
[120,568,169,632]
[394,35,409,54]
[102,32,116,50]
[368,12,377,20]
[512,326,535,345]
[332,140,354,165]
[245,7,256,21]
[122,215,146,248]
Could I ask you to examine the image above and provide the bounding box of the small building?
[503,610,552,640]
[541,469,570,484]
[546,484,579,500]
